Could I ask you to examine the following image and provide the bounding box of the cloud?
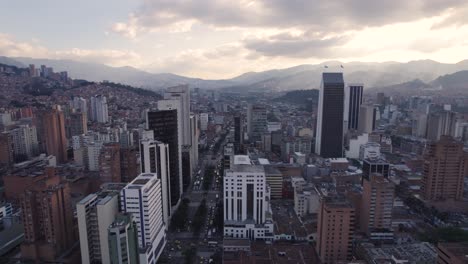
[243,31,352,58]
[0,33,143,67]
[112,0,468,39]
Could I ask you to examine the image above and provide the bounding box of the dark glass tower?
[348,85,363,130]
[147,110,180,206]
[315,72,345,158]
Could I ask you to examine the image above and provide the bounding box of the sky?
[1,0,468,79]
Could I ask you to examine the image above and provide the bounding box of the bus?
[208,241,218,247]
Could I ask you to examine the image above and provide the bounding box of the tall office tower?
[108,213,140,264]
[148,100,183,208]
[315,73,345,158]
[234,114,244,153]
[317,196,355,264]
[347,84,363,130]
[421,136,467,201]
[140,135,171,226]
[200,113,209,131]
[68,112,88,137]
[361,174,394,235]
[190,114,199,166]
[77,191,120,264]
[0,132,14,166]
[120,148,139,183]
[69,96,87,113]
[358,105,376,134]
[90,95,109,123]
[42,108,68,163]
[11,124,38,159]
[121,173,166,264]
[362,158,390,182]
[223,155,274,240]
[164,85,191,146]
[427,110,457,141]
[87,141,103,171]
[247,104,267,142]
[182,145,191,192]
[99,143,121,183]
[19,168,76,262]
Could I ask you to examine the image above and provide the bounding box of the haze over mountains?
[1,56,468,93]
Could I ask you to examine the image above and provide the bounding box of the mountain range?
[1,56,468,93]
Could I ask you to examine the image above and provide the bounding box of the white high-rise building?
[87,141,103,171]
[121,173,166,264]
[164,85,190,146]
[77,191,120,264]
[11,125,38,158]
[200,113,209,131]
[139,135,171,228]
[358,105,376,134]
[223,155,273,240]
[90,95,109,123]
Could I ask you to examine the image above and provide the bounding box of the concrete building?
[427,110,457,141]
[294,184,319,217]
[120,148,139,183]
[148,101,182,209]
[0,132,14,166]
[346,133,369,159]
[19,168,76,262]
[247,104,267,142]
[359,142,381,161]
[264,165,283,199]
[90,95,109,123]
[224,156,274,240]
[358,105,376,134]
[108,213,140,264]
[437,242,468,264]
[361,174,394,235]
[421,136,467,201]
[68,112,88,137]
[99,143,121,183]
[11,124,38,159]
[87,141,103,171]
[362,158,390,182]
[121,173,166,264]
[42,108,68,163]
[77,191,120,264]
[164,85,190,146]
[317,196,355,264]
[200,113,209,131]
[315,72,345,158]
[69,96,87,113]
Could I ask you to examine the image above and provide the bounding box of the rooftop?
[323,72,344,84]
[229,164,265,174]
[234,155,252,165]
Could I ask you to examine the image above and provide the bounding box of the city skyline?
[1,1,468,78]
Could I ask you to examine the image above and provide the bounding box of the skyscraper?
[20,167,76,262]
[99,143,121,183]
[140,134,171,226]
[147,102,182,209]
[234,114,244,153]
[427,110,457,141]
[361,174,394,235]
[120,148,139,183]
[315,72,345,158]
[164,85,191,146]
[77,191,120,264]
[90,95,109,123]
[121,173,166,264]
[358,105,376,134]
[10,124,38,159]
[247,104,267,142]
[347,84,363,131]
[421,136,467,201]
[0,131,14,166]
[317,196,355,264]
[42,108,68,163]
[67,112,88,137]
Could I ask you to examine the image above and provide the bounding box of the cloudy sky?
[1,0,468,79]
